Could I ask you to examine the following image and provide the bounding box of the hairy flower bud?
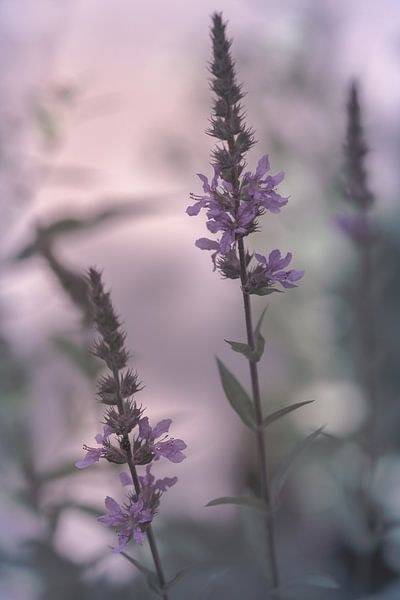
[104,400,143,436]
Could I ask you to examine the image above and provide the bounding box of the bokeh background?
[1,0,400,598]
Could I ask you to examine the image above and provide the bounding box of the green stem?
[238,239,280,587]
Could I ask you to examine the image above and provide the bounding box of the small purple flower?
[135,417,187,464]
[241,155,287,214]
[101,466,178,552]
[98,495,153,551]
[75,425,113,469]
[245,249,304,295]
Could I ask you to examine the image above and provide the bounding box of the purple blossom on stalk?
[75,267,186,590]
[98,495,154,551]
[75,425,126,469]
[133,417,187,464]
[253,250,304,290]
[99,466,178,552]
[187,156,289,267]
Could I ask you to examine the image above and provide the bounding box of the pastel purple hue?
[241,155,287,214]
[336,214,375,243]
[100,466,177,552]
[138,417,187,463]
[139,464,178,494]
[254,249,304,290]
[75,425,113,469]
[98,495,153,551]
[187,155,287,264]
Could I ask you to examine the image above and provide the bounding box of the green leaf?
[206,495,268,513]
[165,567,193,591]
[260,401,314,430]
[40,462,80,483]
[224,306,268,362]
[225,333,265,363]
[147,573,164,597]
[119,552,155,577]
[270,426,325,507]
[254,305,269,335]
[52,336,100,379]
[216,358,256,429]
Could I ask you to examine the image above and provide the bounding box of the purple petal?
[112,533,130,553]
[133,526,145,545]
[288,269,304,281]
[268,249,282,268]
[255,253,267,265]
[219,230,234,255]
[197,173,211,193]
[255,155,270,178]
[157,476,178,492]
[75,448,102,469]
[105,496,121,514]
[152,419,172,439]
[186,201,203,216]
[119,472,132,487]
[129,498,144,516]
[195,238,220,251]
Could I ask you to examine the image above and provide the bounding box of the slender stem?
[113,368,169,600]
[127,455,169,600]
[237,238,280,587]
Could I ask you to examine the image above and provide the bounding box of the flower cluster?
[187,156,287,263]
[98,467,177,552]
[187,13,303,293]
[76,269,186,552]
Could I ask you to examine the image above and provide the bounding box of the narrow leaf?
[271,426,325,506]
[216,358,256,429]
[254,305,269,335]
[119,551,155,577]
[260,401,314,430]
[147,573,164,596]
[40,462,80,482]
[225,334,265,362]
[206,495,268,513]
[225,339,252,357]
[165,567,193,591]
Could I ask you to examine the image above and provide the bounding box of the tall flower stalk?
[187,14,319,589]
[338,82,377,444]
[337,82,381,593]
[76,268,186,599]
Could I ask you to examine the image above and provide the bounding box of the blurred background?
[1,0,400,598]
